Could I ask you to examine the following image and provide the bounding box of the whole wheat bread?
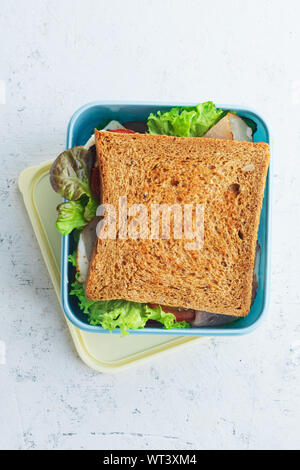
[85,131,270,317]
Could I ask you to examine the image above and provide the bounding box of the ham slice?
[203,112,253,142]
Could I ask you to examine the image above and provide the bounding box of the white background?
[0,0,299,450]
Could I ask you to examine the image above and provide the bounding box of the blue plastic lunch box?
[61,101,272,336]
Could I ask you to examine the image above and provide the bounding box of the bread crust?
[85,131,270,317]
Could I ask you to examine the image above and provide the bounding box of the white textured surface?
[0,0,300,451]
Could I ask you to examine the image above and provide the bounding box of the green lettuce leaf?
[144,304,189,329]
[69,279,96,314]
[83,195,98,222]
[56,197,98,235]
[70,280,189,335]
[50,146,98,234]
[68,250,77,267]
[147,101,224,137]
[56,200,88,235]
[50,146,95,201]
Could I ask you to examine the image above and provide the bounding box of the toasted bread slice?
[85,131,270,317]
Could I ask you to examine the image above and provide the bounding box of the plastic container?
[18,161,201,372]
[61,102,272,336]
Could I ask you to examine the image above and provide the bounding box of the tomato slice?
[107,128,136,134]
[90,166,101,200]
[148,304,195,322]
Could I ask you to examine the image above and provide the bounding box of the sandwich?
[50,101,270,334]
